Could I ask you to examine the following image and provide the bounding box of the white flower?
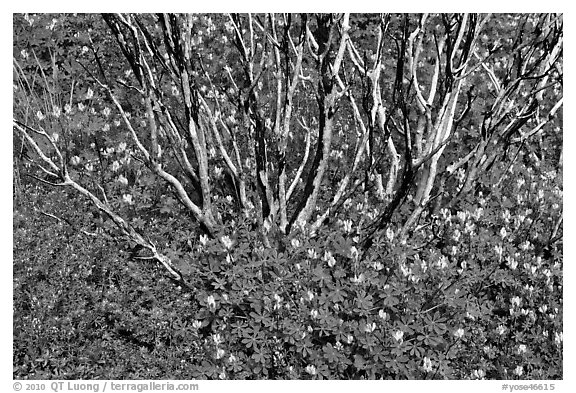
[212,333,223,345]
[307,249,318,259]
[102,124,110,132]
[117,175,128,186]
[437,255,448,269]
[78,103,85,111]
[70,156,81,166]
[323,250,336,268]
[497,325,506,335]
[64,103,72,114]
[102,107,111,117]
[473,369,485,379]
[364,322,376,333]
[21,49,29,59]
[221,235,233,250]
[228,354,237,363]
[199,234,209,246]
[349,246,359,260]
[345,334,354,344]
[36,110,45,120]
[511,296,521,308]
[422,357,433,373]
[386,227,395,242]
[52,106,61,118]
[517,344,527,354]
[554,332,563,346]
[117,142,127,153]
[206,295,216,310]
[305,364,316,375]
[122,194,133,204]
[452,229,461,241]
[310,309,318,319]
[494,244,504,257]
[514,365,523,376]
[454,328,464,339]
[86,88,94,99]
[291,238,301,249]
[378,310,388,320]
[500,227,508,239]
[393,330,404,342]
[192,320,202,329]
[215,348,225,359]
[507,257,518,270]
[111,161,120,172]
[342,219,353,233]
[306,290,314,301]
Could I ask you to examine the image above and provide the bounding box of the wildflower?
[323,250,336,268]
[342,219,353,233]
[85,163,94,172]
[350,274,365,284]
[199,234,209,246]
[215,348,225,359]
[86,88,94,99]
[307,249,318,259]
[497,325,506,335]
[473,369,486,379]
[102,107,111,117]
[111,161,120,172]
[53,106,61,118]
[206,295,216,310]
[554,332,563,346]
[364,322,376,333]
[102,124,110,132]
[305,365,316,376]
[393,330,404,342]
[345,334,354,344]
[378,310,388,320]
[514,366,523,376]
[221,236,233,250]
[122,194,133,204]
[64,103,72,114]
[310,309,318,319]
[437,255,448,269]
[454,328,465,339]
[78,103,85,111]
[386,227,395,242]
[452,229,461,241]
[507,257,518,270]
[372,261,384,271]
[422,357,433,373]
[117,142,127,153]
[494,245,504,257]
[117,175,128,186]
[500,227,508,239]
[349,246,359,260]
[306,290,314,301]
[511,296,521,308]
[192,320,202,329]
[228,354,237,363]
[517,344,527,354]
[36,110,45,121]
[212,333,223,345]
[70,156,81,166]
[335,341,344,351]
[21,49,29,59]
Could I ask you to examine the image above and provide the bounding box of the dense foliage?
[13,13,562,380]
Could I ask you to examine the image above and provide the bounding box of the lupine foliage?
[13,13,562,379]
